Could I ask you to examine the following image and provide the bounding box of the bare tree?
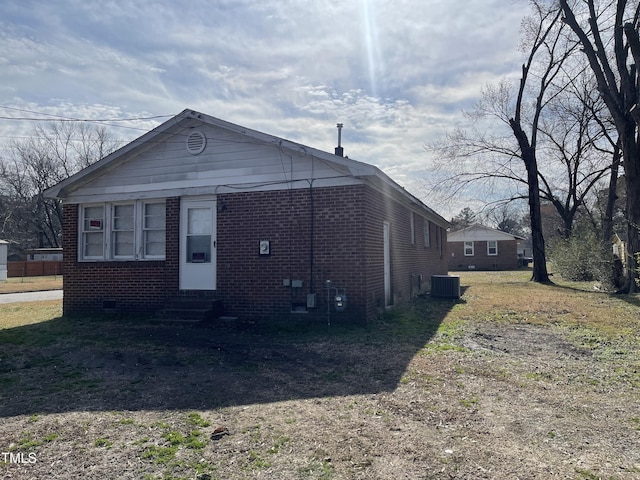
[0,122,117,248]
[536,69,617,238]
[429,1,630,284]
[508,3,574,282]
[559,0,640,291]
[488,204,529,237]
[430,2,577,282]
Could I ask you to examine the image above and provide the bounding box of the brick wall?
[216,186,369,322]
[363,187,449,319]
[62,187,448,322]
[216,184,448,322]
[61,198,180,315]
[448,240,519,270]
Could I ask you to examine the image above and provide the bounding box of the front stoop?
[155,298,224,324]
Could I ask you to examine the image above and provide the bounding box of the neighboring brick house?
[45,109,449,323]
[448,224,524,271]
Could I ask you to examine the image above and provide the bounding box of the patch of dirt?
[0,318,639,479]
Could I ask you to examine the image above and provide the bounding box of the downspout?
[309,178,315,295]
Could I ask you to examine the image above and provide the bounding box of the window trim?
[487,240,498,256]
[80,204,106,261]
[143,201,167,260]
[464,241,474,256]
[111,202,136,260]
[78,200,166,262]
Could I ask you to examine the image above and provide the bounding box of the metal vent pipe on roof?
[335,123,344,157]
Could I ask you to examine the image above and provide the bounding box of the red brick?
[62,187,448,322]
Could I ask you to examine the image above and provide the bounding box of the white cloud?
[0,0,531,218]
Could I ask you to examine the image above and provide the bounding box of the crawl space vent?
[186,131,207,155]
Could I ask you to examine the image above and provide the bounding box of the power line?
[0,106,334,157]
[0,105,176,135]
[0,105,175,123]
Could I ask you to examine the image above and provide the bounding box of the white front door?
[180,198,216,290]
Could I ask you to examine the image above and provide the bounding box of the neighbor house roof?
[447,224,525,242]
[45,109,448,226]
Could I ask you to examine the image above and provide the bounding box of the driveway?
[0,290,63,304]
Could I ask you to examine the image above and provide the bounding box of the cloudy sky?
[0,0,529,218]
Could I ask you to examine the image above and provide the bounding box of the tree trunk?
[602,144,620,254]
[622,134,640,292]
[559,0,640,292]
[509,107,551,284]
[523,146,551,283]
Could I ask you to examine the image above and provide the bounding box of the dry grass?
[0,271,639,479]
[455,270,640,334]
[0,300,63,329]
[0,276,63,294]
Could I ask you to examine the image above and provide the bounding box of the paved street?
[0,290,63,304]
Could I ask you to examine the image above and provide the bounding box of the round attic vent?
[186,131,207,155]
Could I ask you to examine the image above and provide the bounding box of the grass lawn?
[0,270,639,479]
[0,275,62,294]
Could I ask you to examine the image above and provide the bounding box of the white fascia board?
[60,176,365,204]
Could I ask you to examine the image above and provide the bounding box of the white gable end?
[44,109,449,228]
[62,123,359,203]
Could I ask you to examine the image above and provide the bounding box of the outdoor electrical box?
[307,293,316,308]
[334,294,347,312]
[259,240,270,255]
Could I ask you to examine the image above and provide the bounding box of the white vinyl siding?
[464,241,474,256]
[79,200,165,261]
[63,125,364,204]
[488,240,498,256]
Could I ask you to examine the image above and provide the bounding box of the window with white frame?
[143,202,166,258]
[81,205,105,259]
[79,200,165,261]
[112,203,135,258]
[464,241,474,256]
[424,220,431,247]
[487,240,498,256]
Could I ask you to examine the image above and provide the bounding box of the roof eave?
[44,109,449,227]
[45,109,197,200]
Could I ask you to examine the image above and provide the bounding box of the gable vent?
[186,131,207,155]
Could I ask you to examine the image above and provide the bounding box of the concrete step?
[155,298,224,323]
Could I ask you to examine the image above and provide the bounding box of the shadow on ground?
[0,296,457,417]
